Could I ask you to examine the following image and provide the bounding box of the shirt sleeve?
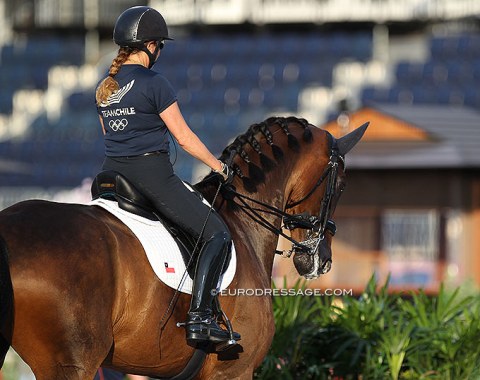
[148,74,178,114]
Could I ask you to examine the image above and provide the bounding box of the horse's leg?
[11,293,114,380]
[0,206,121,380]
[9,254,115,379]
[13,314,113,380]
[13,318,113,380]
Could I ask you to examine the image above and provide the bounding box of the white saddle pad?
[89,198,236,294]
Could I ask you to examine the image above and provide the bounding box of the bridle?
[222,131,344,258]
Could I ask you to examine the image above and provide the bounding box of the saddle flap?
[89,198,237,295]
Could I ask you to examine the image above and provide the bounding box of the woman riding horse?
[0,115,367,379]
[0,5,369,376]
[95,6,239,349]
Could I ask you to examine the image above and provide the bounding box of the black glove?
[213,161,234,184]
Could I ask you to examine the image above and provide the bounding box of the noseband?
[223,131,344,257]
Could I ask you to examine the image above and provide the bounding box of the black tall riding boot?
[185,231,240,347]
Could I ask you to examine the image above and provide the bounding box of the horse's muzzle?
[293,251,332,279]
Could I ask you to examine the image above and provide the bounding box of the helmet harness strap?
[140,43,161,69]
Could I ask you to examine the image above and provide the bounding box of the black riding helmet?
[113,6,173,68]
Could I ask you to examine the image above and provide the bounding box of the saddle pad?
[89,198,237,294]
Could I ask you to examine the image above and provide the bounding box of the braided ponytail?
[95,47,136,105]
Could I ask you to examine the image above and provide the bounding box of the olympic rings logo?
[108,118,128,131]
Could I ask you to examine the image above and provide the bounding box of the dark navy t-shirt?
[96,64,177,157]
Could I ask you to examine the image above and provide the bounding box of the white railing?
[6,0,480,29]
[151,0,480,25]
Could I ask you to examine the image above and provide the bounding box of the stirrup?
[177,314,240,351]
[212,297,240,351]
[216,338,238,351]
[218,314,238,349]
[178,317,228,347]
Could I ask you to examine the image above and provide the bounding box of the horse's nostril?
[321,260,332,274]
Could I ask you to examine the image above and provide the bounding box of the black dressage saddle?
[91,170,199,275]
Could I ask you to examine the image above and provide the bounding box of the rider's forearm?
[160,102,222,172]
[177,131,222,172]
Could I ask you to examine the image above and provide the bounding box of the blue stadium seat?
[263,83,300,110]
[464,86,480,107]
[0,44,15,63]
[446,60,473,85]
[422,61,448,85]
[457,34,480,59]
[434,84,454,104]
[395,61,423,85]
[297,61,333,86]
[361,86,390,104]
[68,91,95,109]
[329,33,352,58]
[351,33,373,61]
[472,60,480,82]
[411,85,437,104]
[430,36,459,59]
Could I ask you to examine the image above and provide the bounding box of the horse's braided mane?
[216,116,314,193]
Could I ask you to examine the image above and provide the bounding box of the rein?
[224,186,310,250]
[224,131,343,257]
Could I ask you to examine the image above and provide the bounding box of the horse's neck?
[227,191,284,280]
[198,178,289,282]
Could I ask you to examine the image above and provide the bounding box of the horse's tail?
[0,234,13,368]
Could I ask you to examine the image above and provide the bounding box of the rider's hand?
[213,161,234,184]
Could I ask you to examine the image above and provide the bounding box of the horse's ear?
[336,121,369,156]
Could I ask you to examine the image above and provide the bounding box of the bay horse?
[0,116,367,379]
